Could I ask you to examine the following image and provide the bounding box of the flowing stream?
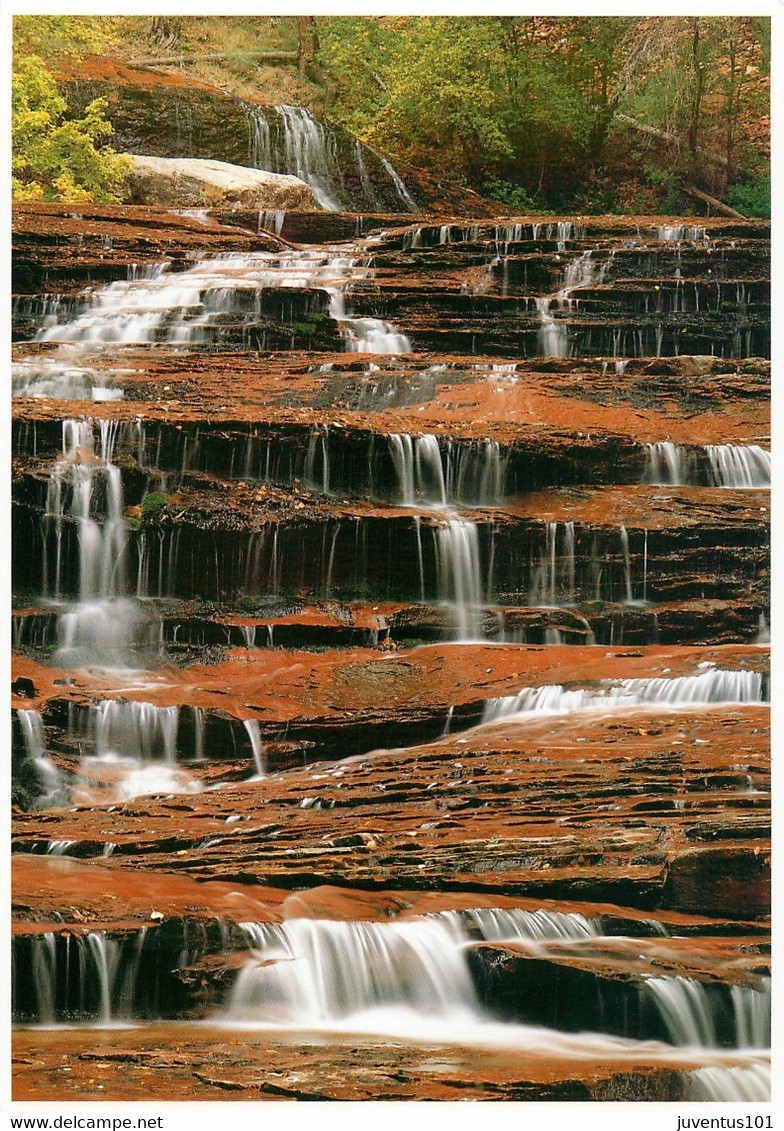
[11,206,770,1100]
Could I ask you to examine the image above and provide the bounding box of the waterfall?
[243,719,267,777]
[533,247,600,357]
[378,155,419,213]
[644,442,770,488]
[657,225,706,243]
[244,103,418,213]
[444,440,507,507]
[558,250,595,298]
[303,425,331,493]
[535,298,568,357]
[455,907,598,944]
[706,444,771,488]
[388,435,507,507]
[30,933,58,1025]
[258,209,285,236]
[644,442,693,485]
[387,434,446,506]
[17,709,65,807]
[731,982,771,1048]
[31,248,410,355]
[66,700,200,803]
[528,522,576,606]
[40,420,158,665]
[646,976,770,1049]
[12,355,125,401]
[192,705,206,762]
[91,700,179,760]
[683,1064,770,1102]
[229,916,479,1025]
[434,519,484,640]
[275,104,343,210]
[342,313,412,354]
[229,906,602,1028]
[619,524,634,603]
[21,930,144,1025]
[646,977,718,1047]
[86,932,121,1025]
[481,668,766,725]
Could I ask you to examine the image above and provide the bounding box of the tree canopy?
[318,15,770,215]
[12,54,130,202]
[11,14,770,215]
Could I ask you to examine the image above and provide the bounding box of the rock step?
[11,348,769,438]
[11,596,765,661]
[12,481,768,610]
[11,689,769,914]
[14,1023,752,1102]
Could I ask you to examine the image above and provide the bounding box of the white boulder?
[120,154,317,210]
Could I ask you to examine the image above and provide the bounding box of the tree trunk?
[297,16,319,77]
[687,18,704,169]
[150,17,182,50]
[680,182,746,219]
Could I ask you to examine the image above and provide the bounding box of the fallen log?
[679,183,747,220]
[128,50,299,68]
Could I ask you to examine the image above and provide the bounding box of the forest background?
[11,14,771,217]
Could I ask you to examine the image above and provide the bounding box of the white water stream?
[644,442,770,488]
[31,247,410,355]
[482,668,765,725]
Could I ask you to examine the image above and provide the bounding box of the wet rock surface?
[14,1022,725,1102]
[11,199,770,1101]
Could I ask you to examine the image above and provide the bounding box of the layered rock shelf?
[11,195,770,1104]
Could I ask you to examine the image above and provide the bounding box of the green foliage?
[14,15,123,60]
[482,177,548,214]
[643,167,690,213]
[11,15,769,216]
[12,55,130,202]
[725,178,770,218]
[141,492,169,518]
[319,18,514,182]
[316,15,768,214]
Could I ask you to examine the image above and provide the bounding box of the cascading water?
[71,700,200,803]
[528,521,576,606]
[644,442,694,485]
[16,709,65,808]
[453,906,598,946]
[24,245,411,356]
[657,225,706,243]
[21,928,148,1026]
[388,433,446,507]
[222,908,768,1099]
[534,297,568,358]
[245,103,418,213]
[243,718,267,777]
[445,440,507,507]
[388,434,507,508]
[12,354,126,401]
[226,907,609,1030]
[706,444,771,489]
[11,200,770,1102]
[229,916,480,1025]
[645,976,770,1049]
[619,523,634,603]
[482,668,766,725]
[41,419,157,668]
[434,519,484,640]
[684,1064,770,1102]
[644,442,770,488]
